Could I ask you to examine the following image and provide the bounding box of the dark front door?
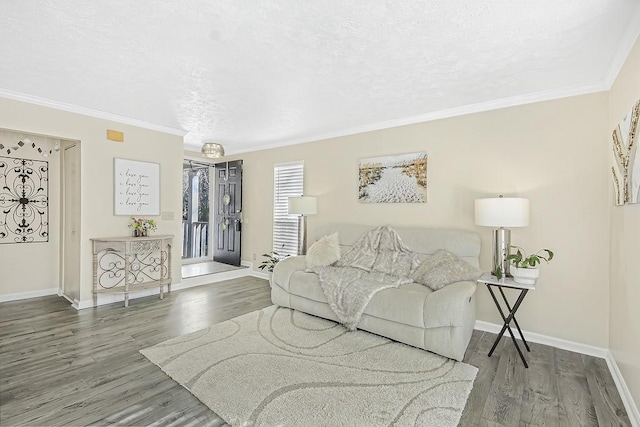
[213,160,242,266]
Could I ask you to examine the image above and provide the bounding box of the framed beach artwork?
[611,98,639,205]
[358,152,427,203]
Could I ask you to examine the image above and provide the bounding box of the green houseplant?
[506,246,554,284]
[258,252,287,273]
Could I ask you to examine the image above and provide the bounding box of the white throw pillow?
[411,249,481,291]
[306,233,341,269]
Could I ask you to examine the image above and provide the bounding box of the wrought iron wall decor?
[0,156,49,243]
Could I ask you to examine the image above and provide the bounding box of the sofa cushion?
[364,284,432,328]
[288,272,435,329]
[306,232,341,269]
[411,249,482,291]
[289,271,327,303]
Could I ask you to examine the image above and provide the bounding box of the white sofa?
[270,224,481,361]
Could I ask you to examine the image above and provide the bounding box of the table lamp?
[475,196,529,277]
[288,196,317,255]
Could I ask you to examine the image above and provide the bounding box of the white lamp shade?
[475,197,529,227]
[288,196,317,216]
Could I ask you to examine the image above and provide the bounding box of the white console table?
[91,235,173,307]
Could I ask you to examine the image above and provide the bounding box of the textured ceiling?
[1,1,640,153]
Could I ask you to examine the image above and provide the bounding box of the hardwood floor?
[0,277,630,426]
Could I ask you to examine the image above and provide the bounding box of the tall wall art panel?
[0,157,49,243]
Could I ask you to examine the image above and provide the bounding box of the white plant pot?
[511,266,539,285]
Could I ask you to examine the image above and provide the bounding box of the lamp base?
[492,228,511,277]
[298,216,308,255]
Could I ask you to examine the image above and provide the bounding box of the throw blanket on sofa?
[313,226,413,330]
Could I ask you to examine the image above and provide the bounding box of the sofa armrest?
[271,256,307,293]
[423,281,477,328]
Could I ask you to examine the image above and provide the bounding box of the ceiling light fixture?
[201,142,225,158]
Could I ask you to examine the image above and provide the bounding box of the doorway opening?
[181,159,244,278]
[182,160,211,262]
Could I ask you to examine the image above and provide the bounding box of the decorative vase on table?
[510,265,539,285]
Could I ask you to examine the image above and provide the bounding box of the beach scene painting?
[358,152,428,203]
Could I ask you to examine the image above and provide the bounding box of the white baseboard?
[0,287,58,303]
[475,320,640,424]
[75,265,260,310]
[249,270,270,280]
[605,351,640,427]
[474,320,608,358]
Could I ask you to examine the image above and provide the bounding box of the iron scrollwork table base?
[477,273,535,368]
[91,235,173,307]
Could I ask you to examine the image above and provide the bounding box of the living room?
[1,2,639,426]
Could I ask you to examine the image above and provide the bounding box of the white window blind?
[273,163,303,257]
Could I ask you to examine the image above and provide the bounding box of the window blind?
[273,163,303,257]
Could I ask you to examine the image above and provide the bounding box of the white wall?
[609,34,640,411]
[0,97,184,305]
[189,90,611,349]
[0,130,62,295]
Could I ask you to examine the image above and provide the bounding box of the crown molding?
[604,9,640,89]
[0,88,188,137]
[227,83,608,156]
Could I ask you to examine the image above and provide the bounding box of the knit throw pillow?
[411,249,481,291]
[306,233,341,269]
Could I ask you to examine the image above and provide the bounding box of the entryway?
[181,261,243,279]
[182,158,243,276]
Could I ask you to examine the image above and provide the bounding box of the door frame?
[60,140,81,305]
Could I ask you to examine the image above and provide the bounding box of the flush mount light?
[201,142,225,158]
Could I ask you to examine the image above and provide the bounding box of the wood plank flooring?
[0,277,630,426]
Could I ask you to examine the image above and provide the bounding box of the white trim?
[0,287,59,303]
[241,260,270,279]
[214,83,607,156]
[603,10,640,88]
[475,320,640,424]
[0,88,188,137]
[59,291,73,304]
[474,320,608,358]
[74,266,260,310]
[249,270,270,280]
[273,160,305,168]
[605,351,640,427]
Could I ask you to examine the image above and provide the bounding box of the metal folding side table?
[477,272,535,368]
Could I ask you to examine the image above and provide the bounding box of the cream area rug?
[140,306,477,427]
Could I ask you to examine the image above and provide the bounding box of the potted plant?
[258,252,287,273]
[129,217,157,237]
[506,246,554,285]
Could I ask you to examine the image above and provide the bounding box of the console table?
[91,235,173,307]
[477,272,535,368]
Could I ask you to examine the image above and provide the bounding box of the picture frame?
[358,152,428,203]
[114,158,160,215]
